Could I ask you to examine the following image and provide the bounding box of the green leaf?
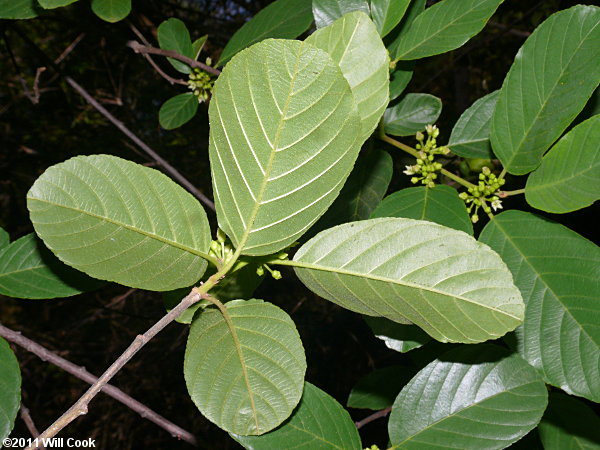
[0,338,21,443]
[209,39,363,256]
[479,210,600,402]
[159,93,198,130]
[389,61,415,101]
[371,0,410,37]
[448,91,499,159]
[0,228,8,250]
[388,344,548,449]
[392,0,503,60]
[312,0,370,29]
[232,382,361,449]
[292,218,524,343]
[192,35,208,60]
[383,93,442,136]
[371,186,473,235]
[364,316,431,353]
[347,365,414,410]
[306,149,393,239]
[37,0,78,8]
[491,5,600,175]
[218,0,313,65]
[157,18,194,74]
[90,0,130,22]
[306,11,390,141]
[386,0,426,61]
[0,0,38,18]
[27,155,211,292]
[184,299,306,435]
[0,233,102,299]
[525,115,600,213]
[538,392,600,450]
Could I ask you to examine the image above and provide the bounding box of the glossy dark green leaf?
[312,0,370,28]
[0,233,102,299]
[232,382,361,449]
[386,0,426,61]
[392,0,503,60]
[525,115,600,213]
[159,93,198,130]
[388,344,548,449]
[371,0,410,37]
[218,0,313,65]
[371,186,473,235]
[383,93,442,136]
[0,0,38,18]
[448,91,499,159]
[90,0,130,22]
[347,365,414,410]
[184,299,306,435]
[479,210,600,402]
[38,0,78,8]
[491,5,600,175]
[0,338,21,443]
[538,392,600,450]
[306,11,390,141]
[157,18,194,74]
[27,155,212,291]
[210,39,363,256]
[364,316,431,353]
[389,61,414,101]
[292,218,524,343]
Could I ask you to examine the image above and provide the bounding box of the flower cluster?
[458,166,505,223]
[403,125,450,188]
[187,63,215,103]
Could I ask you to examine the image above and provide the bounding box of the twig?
[127,41,221,76]
[0,323,198,447]
[20,404,46,450]
[355,407,391,429]
[54,33,85,65]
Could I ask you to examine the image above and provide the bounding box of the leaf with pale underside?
[525,115,600,213]
[312,0,370,29]
[27,155,211,292]
[184,299,306,436]
[0,338,21,443]
[383,93,442,136]
[307,11,390,141]
[480,210,600,402]
[291,217,524,343]
[491,5,600,175]
[232,382,361,449]
[388,344,548,449]
[209,39,363,256]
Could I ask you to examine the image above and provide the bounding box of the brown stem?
[19,404,46,450]
[127,41,221,76]
[0,323,198,447]
[355,407,392,429]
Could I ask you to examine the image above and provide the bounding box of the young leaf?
[370,0,410,37]
[306,149,393,239]
[192,35,208,60]
[312,0,370,29]
[159,93,198,130]
[157,18,194,74]
[184,299,306,436]
[0,234,102,299]
[364,316,431,353]
[232,382,362,449]
[306,11,390,142]
[0,338,20,443]
[383,93,442,136]
[90,0,130,22]
[38,0,79,8]
[525,114,600,213]
[371,185,473,235]
[347,365,414,410]
[388,344,548,449]
[538,392,600,450]
[292,218,524,343]
[209,39,363,256]
[491,5,600,175]
[386,0,426,61]
[27,155,212,291]
[480,210,600,402]
[389,61,415,101]
[448,90,499,159]
[0,0,38,18]
[392,0,504,60]
[218,0,313,65]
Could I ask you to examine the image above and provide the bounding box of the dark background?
[0,1,595,448]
